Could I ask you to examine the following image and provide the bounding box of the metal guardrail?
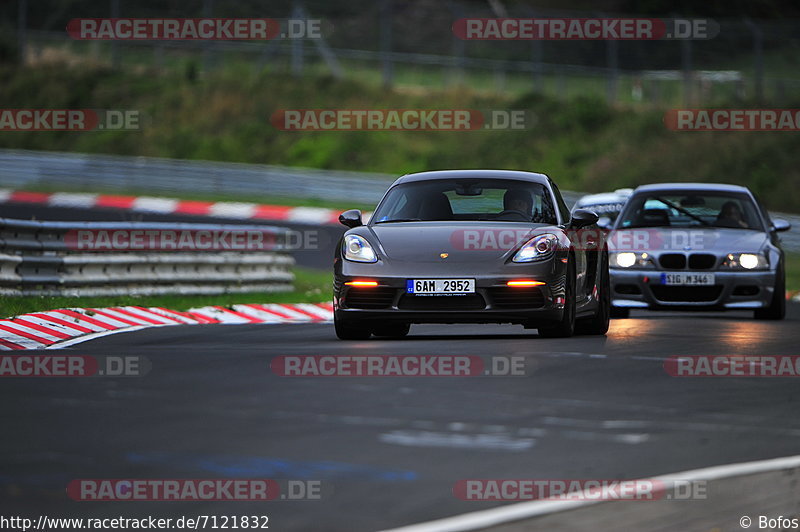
[0,218,295,296]
[0,149,796,251]
[0,149,395,205]
[0,149,582,206]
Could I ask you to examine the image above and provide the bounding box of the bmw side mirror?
[773,219,791,232]
[339,209,363,228]
[570,209,599,228]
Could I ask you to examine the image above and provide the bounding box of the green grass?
[1,59,800,214]
[0,267,333,319]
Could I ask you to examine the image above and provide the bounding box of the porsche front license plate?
[660,273,715,286]
[407,279,475,294]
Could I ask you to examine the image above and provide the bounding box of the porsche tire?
[576,252,610,336]
[539,258,576,338]
[334,314,372,340]
[372,323,411,338]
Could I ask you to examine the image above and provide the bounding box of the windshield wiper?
[653,197,712,227]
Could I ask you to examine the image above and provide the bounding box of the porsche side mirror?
[570,209,599,228]
[596,216,613,230]
[339,209,363,228]
[773,219,791,232]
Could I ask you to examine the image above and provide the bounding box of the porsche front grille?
[397,294,486,311]
[344,287,396,309]
[488,287,546,309]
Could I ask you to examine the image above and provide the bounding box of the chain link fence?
[8,0,800,105]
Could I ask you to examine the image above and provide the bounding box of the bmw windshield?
[617,192,764,230]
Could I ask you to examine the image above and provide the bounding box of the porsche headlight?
[610,252,654,269]
[343,234,377,263]
[512,233,558,263]
[722,253,768,270]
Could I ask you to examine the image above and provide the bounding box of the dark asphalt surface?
[2,307,800,531]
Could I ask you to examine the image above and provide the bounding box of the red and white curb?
[789,290,800,302]
[0,303,333,350]
[0,189,372,226]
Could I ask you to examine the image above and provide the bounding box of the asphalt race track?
[1,306,800,531]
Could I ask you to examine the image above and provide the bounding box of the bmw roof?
[632,182,752,194]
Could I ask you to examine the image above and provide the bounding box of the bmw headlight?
[610,252,654,269]
[722,253,768,270]
[512,234,558,263]
[343,234,378,263]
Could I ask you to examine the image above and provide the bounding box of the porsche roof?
[392,170,551,186]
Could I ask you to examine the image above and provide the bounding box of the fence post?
[597,12,618,104]
[110,0,120,68]
[202,0,213,75]
[291,1,304,77]
[17,0,27,64]
[447,2,466,88]
[380,0,393,88]
[744,19,764,104]
[681,38,692,106]
[524,7,543,93]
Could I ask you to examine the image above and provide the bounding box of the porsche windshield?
[618,192,763,230]
[372,179,558,224]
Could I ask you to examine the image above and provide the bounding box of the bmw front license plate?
[407,279,475,294]
[660,273,715,286]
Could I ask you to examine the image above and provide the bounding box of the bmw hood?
[609,227,768,254]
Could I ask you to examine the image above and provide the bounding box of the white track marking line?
[378,454,800,532]
[132,196,179,213]
[47,326,153,349]
[209,202,258,219]
[48,192,99,208]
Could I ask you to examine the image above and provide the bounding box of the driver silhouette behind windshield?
[502,188,532,219]
[715,201,748,229]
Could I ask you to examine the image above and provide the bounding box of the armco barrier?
[0,149,584,206]
[0,218,295,296]
[380,454,800,532]
[1,149,796,251]
[0,148,395,205]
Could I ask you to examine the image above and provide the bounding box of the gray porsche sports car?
[333,170,610,339]
[609,183,790,319]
